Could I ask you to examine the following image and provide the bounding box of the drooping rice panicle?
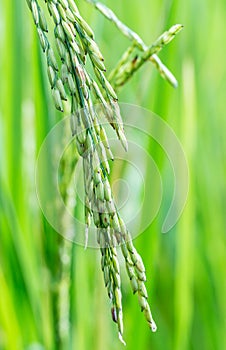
[26,0,182,343]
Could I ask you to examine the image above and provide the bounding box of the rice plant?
[2,0,225,349]
[25,0,182,345]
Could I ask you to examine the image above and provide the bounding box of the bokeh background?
[0,0,226,349]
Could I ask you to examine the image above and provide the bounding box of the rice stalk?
[86,0,181,88]
[109,24,183,88]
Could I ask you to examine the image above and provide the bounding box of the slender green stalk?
[110,24,183,88]
[86,0,180,88]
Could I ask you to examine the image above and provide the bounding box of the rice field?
[0,1,225,349]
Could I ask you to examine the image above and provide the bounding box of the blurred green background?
[0,0,226,349]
